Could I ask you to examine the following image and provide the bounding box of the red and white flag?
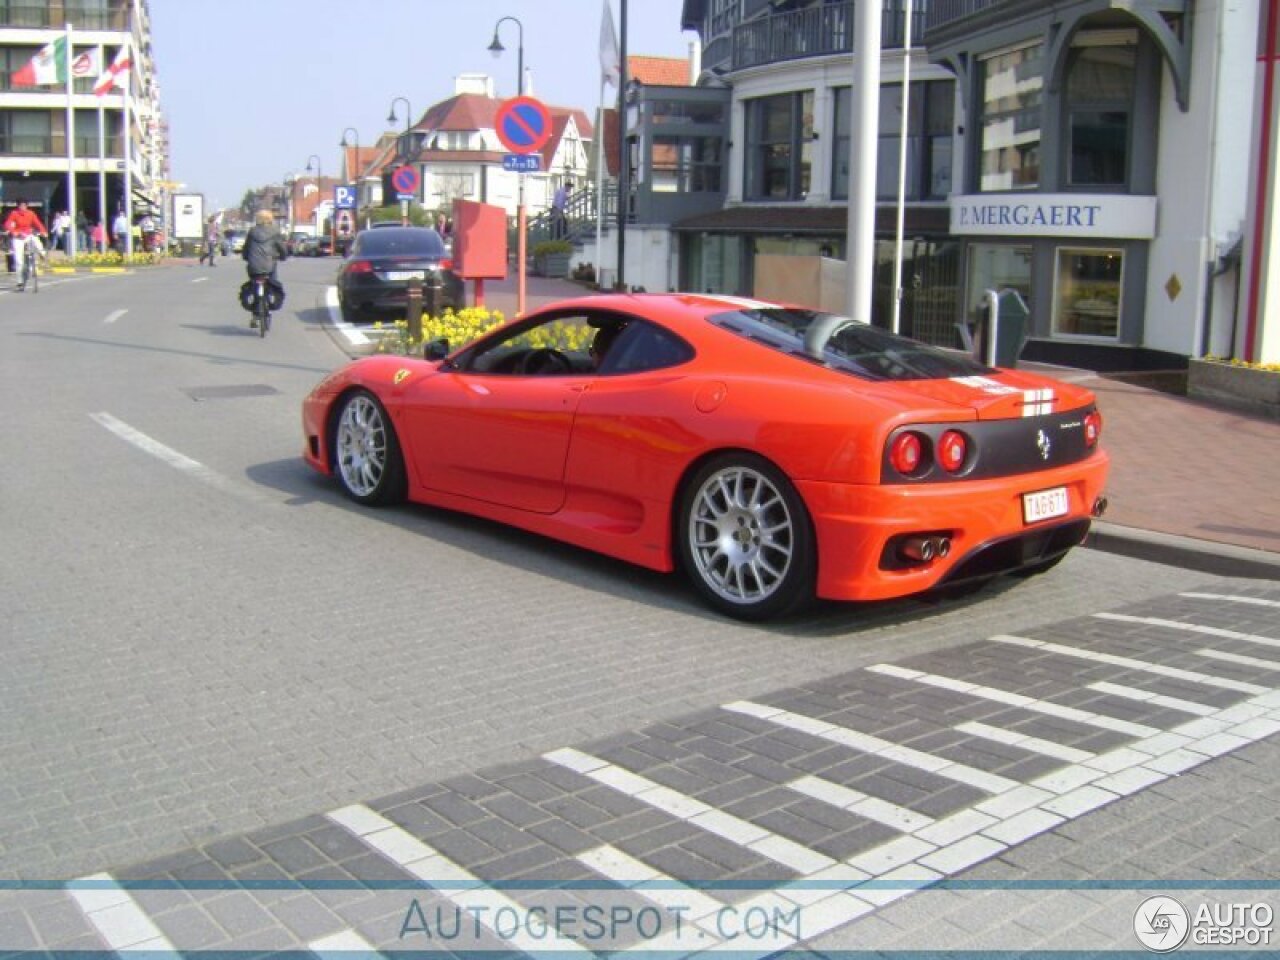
[11,37,67,86]
[94,43,131,96]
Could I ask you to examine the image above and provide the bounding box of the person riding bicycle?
[4,200,48,290]
[241,209,287,326]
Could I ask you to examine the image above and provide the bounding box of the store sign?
[950,194,1157,239]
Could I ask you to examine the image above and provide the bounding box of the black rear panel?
[881,407,1097,484]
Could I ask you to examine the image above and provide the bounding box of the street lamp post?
[306,154,322,247]
[339,126,360,238]
[387,97,413,225]
[489,15,527,314]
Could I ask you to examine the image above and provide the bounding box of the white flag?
[93,43,131,95]
[600,0,621,88]
[70,48,101,82]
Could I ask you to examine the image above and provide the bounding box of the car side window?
[464,313,595,375]
[599,321,694,375]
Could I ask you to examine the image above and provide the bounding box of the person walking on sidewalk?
[199,215,218,266]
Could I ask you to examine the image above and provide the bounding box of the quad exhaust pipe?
[899,534,952,565]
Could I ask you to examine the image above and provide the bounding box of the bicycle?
[250,273,271,337]
[12,234,42,293]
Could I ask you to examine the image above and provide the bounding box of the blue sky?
[150,0,694,213]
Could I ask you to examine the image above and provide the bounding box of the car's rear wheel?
[333,390,406,505]
[678,453,815,620]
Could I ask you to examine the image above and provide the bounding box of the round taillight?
[1084,410,1102,448]
[937,430,968,473]
[889,432,926,475]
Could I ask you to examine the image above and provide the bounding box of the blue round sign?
[391,165,419,197]
[495,97,552,156]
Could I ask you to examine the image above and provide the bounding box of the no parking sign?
[494,97,553,156]
[391,165,420,201]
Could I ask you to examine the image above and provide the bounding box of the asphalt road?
[2,260,1277,953]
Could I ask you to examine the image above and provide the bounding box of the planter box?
[1188,358,1280,420]
[533,253,570,278]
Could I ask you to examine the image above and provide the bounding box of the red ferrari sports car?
[303,293,1109,620]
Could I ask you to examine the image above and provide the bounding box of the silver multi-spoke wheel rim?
[688,465,794,605]
[336,394,388,497]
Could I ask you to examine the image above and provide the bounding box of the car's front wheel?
[677,453,816,620]
[332,390,406,505]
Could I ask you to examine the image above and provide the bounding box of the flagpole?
[64,23,76,255]
[122,48,133,256]
[594,79,605,278]
[891,0,913,335]
[98,69,107,254]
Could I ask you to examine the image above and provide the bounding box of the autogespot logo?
[1135,896,1191,952]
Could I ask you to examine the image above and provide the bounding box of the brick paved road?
[2,582,1278,954]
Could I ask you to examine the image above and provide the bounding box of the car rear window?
[356,229,445,257]
[708,307,992,381]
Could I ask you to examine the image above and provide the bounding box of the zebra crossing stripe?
[722,701,1021,794]
[309,929,382,958]
[68,873,175,952]
[545,747,838,874]
[1093,612,1280,649]
[954,721,1096,764]
[989,634,1268,694]
[866,664,1161,738]
[326,804,592,956]
[1195,647,1280,671]
[1086,681,1220,717]
[1180,592,1280,609]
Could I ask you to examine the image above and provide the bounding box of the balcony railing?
[732,1,926,72]
[0,2,130,30]
[925,0,1000,31]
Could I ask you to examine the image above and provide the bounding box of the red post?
[473,278,485,309]
[517,200,526,316]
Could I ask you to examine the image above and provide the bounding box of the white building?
[0,0,164,247]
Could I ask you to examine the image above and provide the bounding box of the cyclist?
[241,209,287,328]
[4,200,48,291]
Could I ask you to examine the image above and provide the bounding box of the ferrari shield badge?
[394,368,411,385]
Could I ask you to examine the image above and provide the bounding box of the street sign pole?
[494,96,553,317]
[401,199,409,228]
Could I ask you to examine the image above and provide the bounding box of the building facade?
[0,0,164,247]
[585,0,1270,369]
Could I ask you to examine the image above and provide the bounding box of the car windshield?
[356,229,444,257]
[708,308,992,381]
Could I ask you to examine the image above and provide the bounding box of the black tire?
[331,390,407,506]
[676,452,816,621]
[339,297,363,325]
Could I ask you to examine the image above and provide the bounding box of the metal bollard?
[406,276,424,344]
[425,273,442,323]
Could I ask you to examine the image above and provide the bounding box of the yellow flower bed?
[70,250,163,268]
[374,307,507,355]
[1202,355,1280,373]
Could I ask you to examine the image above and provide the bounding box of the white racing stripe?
[68,873,176,952]
[325,285,370,345]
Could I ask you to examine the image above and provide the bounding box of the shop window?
[833,81,953,202]
[966,243,1032,327]
[1066,42,1136,187]
[651,136,723,193]
[978,43,1043,191]
[744,91,813,201]
[1053,248,1122,338]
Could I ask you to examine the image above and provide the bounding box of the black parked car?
[336,227,463,324]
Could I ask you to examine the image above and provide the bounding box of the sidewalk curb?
[1086,521,1280,580]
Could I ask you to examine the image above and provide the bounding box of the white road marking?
[989,633,1267,695]
[326,804,591,956]
[192,276,208,284]
[789,776,935,832]
[1087,681,1219,717]
[954,721,1096,764]
[1181,592,1280,609]
[91,412,270,505]
[722,701,1021,793]
[1196,647,1280,671]
[308,929,382,957]
[325,285,370,344]
[1094,611,1280,649]
[865,664,1161,738]
[68,873,176,952]
[545,747,838,873]
[104,308,127,324]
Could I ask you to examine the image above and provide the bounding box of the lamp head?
[488,33,504,57]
